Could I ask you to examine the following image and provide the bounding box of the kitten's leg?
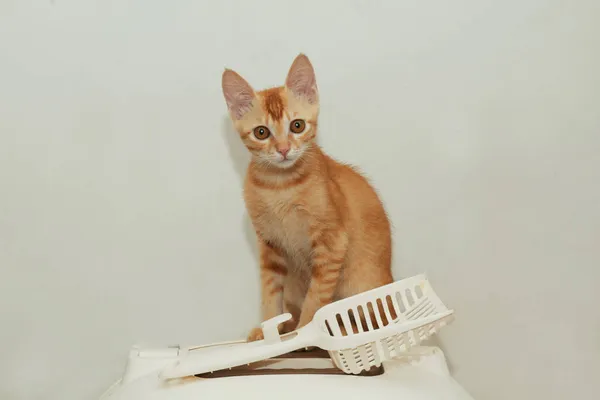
[279,301,298,334]
[247,239,288,342]
[295,229,349,329]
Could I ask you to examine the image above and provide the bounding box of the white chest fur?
[250,187,312,266]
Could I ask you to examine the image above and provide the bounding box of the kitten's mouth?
[276,157,298,168]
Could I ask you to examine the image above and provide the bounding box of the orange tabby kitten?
[221,54,393,341]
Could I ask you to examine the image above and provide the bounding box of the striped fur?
[222,54,393,341]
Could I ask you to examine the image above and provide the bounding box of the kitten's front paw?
[279,318,297,335]
[247,327,264,342]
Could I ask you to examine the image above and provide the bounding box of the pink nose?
[277,147,290,158]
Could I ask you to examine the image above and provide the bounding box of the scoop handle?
[160,319,319,379]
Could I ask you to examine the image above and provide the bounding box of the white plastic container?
[100,275,474,400]
[100,346,475,400]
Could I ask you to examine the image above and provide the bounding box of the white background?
[1,1,599,399]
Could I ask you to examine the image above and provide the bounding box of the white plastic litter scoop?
[160,274,454,378]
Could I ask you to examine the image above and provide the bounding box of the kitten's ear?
[285,54,318,103]
[222,69,256,119]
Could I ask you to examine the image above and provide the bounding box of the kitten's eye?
[290,119,306,134]
[253,126,271,140]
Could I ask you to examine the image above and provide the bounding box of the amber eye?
[290,119,306,134]
[253,126,271,140]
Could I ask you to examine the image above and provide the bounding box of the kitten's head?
[222,54,319,169]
